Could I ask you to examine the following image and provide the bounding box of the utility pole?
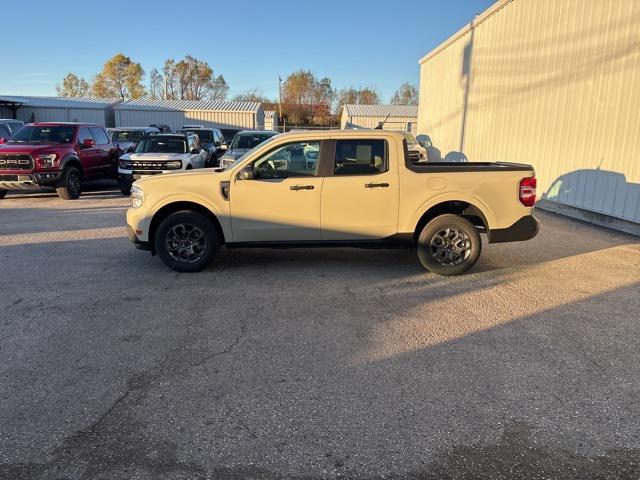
[278,76,283,131]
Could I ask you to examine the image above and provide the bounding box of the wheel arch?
[148,201,226,254]
[60,154,82,175]
[413,198,491,242]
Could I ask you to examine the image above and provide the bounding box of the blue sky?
[2,0,494,101]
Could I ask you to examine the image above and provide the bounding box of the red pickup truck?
[0,122,118,200]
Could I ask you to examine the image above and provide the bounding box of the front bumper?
[489,215,540,243]
[0,171,62,190]
[127,225,151,251]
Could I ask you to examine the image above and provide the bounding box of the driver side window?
[252,141,320,179]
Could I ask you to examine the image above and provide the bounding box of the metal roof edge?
[418,0,514,64]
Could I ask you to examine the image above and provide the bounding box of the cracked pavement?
[1,182,640,479]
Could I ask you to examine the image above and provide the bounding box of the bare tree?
[148,68,164,100]
[390,83,418,105]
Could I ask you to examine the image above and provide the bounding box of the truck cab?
[0,122,117,200]
[126,130,539,275]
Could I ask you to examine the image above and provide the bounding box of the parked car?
[149,123,172,133]
[126,130,539,275]
[219,130,279,168]
[402,131,427,162]
[0,122,117,200]
[111,127,159,155]
[0,119,25,141]
[219,128,242,143]
[177,127,226,167]
[117,132,207,195]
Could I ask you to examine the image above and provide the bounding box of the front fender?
[145,192,232,241]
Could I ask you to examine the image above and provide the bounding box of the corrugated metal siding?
[0,106,108,125]
[115,108,259,132]
[115,99,260,112]
[343,104,418,117]
[418,0,640,224]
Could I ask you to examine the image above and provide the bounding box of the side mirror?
[191,148,200,154]
[81,138,95,148]
[221,143,228,151]
[236,165,253,180]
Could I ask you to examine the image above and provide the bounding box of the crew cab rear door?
[320,138,399,240]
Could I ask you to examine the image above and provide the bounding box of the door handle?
[290,185,314,190]
[365,182,389,188]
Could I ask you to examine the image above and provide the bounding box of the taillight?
[519,176,537,207]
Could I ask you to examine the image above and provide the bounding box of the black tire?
[154,210,219,272]
[119,179,131,196]
[0,190,7,199]
[56,166,82,200]
[417,214,481,276]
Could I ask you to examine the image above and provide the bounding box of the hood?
[122,152,186,161]
[0,143,65,155]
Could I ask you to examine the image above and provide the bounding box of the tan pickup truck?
[126,130,538,275]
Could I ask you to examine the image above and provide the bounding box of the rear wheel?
[417,214,481,276]
[154,211,219,272]
[0,190,7,199]
[56,166,82,200]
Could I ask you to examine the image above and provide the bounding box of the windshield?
[230,133,276,150]
[112,130,145,144]
[402,132,417,146]
[134,137,186,154]
[9,125,75,144]
[180,129,213,143]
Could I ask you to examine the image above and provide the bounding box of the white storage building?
[340,105,418,134]
[114,99,265,132]
[264,111,279,131]
[0,96,121,127]
[417,0,640,234]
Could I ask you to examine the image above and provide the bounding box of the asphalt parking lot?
[1,181,639,480]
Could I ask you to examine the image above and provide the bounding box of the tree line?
[57,53,418,127]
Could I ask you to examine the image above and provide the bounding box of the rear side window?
[90,127,109,145]
[9,123,23,134]
[77,127,94,144]
[0,125,10,138]
[334,139,387,175]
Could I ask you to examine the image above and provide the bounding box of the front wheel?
[154,211,220,272]
[56,167,82,200]
[0,190,7,199]
[417,214,481,276]
[119,179,131,196]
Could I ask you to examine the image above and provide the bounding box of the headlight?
[120,159,133,169]
[165,160,182,169]
[130,186,144,208]
[37,154,57,168]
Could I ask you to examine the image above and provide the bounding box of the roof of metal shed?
[342,104,418,118]
[114,99,262,113]
[0,95,122,109]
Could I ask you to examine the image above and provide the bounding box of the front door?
[76,127,102,178]
[230,140,323,242]
[321,138,399,240]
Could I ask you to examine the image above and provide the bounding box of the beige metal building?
[264,110,279,131]
[114,99,264,132]
[341,105,418,134]
[417,0,640,232]
[0,96,121,126]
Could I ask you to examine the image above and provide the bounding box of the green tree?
[390,83,418,105]
[56,73,90,98]
[92,54,145,100]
